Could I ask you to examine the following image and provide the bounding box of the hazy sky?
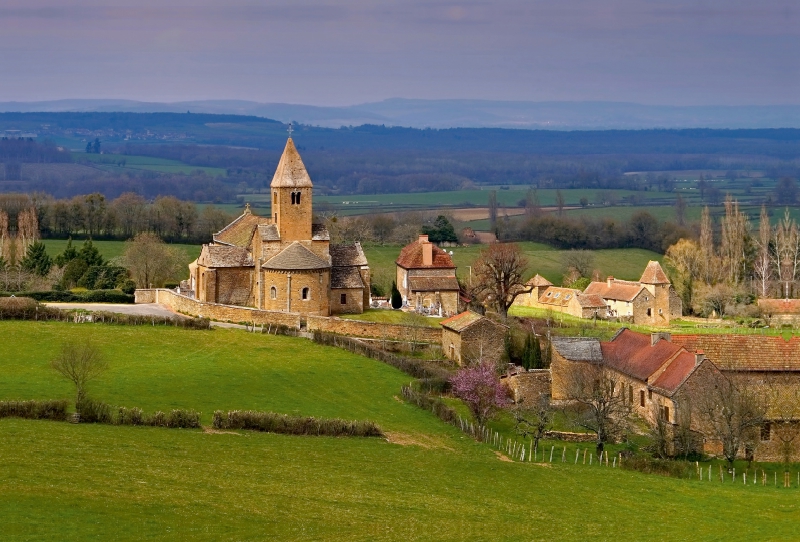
[0,0,797,106]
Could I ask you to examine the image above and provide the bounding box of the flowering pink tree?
[450,363,508,425]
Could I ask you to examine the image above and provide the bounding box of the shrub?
[212,410,383,437]
[0,399,69,421]
[400,386,459,426]
[76,398,114,424]
[116,406,144,426]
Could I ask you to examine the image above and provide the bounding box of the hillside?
[2,322,800,539]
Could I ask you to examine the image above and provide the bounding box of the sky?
[0,0,797,107]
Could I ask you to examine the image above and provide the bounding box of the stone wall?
[505,369,552,404]
[330,288,363,315]
[307,315,441,343]
[135,289,302,328]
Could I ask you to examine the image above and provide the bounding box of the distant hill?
[1,99,799,130]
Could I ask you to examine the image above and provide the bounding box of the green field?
[41,240,200,281]
[3,321,800,539]
[74,153,227,177]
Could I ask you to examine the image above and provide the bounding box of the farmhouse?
[440,310,507,365]
[550,329,720,450]
[396,234,460,316]
[584,261,682,325]
[188,138,370,316]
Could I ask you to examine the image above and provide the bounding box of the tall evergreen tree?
[54,237,79,267]
[78,239,104,268]
[20,241,52,276]
[390,281,403,309]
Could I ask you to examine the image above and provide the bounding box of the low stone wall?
[544,430,596,443]
[307,315,441,343]
[135,289,302,328]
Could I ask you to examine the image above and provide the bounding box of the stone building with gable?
[189,138,370,316]
[440,310,508,364]
[396,234,460,316]
[584,261,682,325]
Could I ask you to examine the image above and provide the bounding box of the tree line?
[1,193,234,244]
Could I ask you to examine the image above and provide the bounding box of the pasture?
[2,321,800,539]
[74,152,227,177]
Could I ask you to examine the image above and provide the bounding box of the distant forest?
[0,112,799,200]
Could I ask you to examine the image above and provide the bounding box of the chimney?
[651,332,672,346]
[418,234,429,244]
[607,276,614,287]
[695,350,705,364]
[422,238,433,266]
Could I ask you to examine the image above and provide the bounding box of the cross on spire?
[287,123,294,137]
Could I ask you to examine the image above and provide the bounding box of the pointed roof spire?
[640,260,670,285]
[270,138,313,188]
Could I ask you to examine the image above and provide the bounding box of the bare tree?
[720,196,750,284]
[472,242,531,319]
[646,402,671,459]
[51,341,108,405]
[753,205,773,297]
[665,238,703,310]
[695,372,768,468]
[560,249,595,279]
[558,361,632,455]
[699,206,718,284]
[450,362,507,425]
[122,232,186,288]
[773,208,800,299]
[512,393,553,458]
[673,194,688,226]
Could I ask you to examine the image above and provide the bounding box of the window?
[546,292,552,297]
[340,293,347,304]
[273,191,277,204]
[629,385,633,404]
[296,191,301,205]
[565,294,571,300]
[658,308,663,314]
[640,390,645,407]
[647,308,652,316]
[270,286,277,300]
[761,422,772,441]
[662,406,670,421]
[648,390,653,400]
[274,213,277,222]
[301,287,309,300]
[291,191,302,205]
[554,292,561,299]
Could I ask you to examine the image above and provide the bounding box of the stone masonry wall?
[307,315,441,343]
[136,289,302,327]
[505,370,552,404]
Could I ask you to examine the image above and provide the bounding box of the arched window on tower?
[270,286,277,300]
[301,287,310,300]
[296,191,301,205]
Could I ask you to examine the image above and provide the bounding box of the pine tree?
[521,333,535,370]
[54,237,79,267]
[531,336,543,369]
[78,239,105,268]
[390,281,403,309]
[20,241,52,276]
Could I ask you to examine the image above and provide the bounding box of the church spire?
[270,138,313,189]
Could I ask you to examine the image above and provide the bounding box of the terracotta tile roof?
[258,223,280,241]
[198,245,254,268]
[527,274,553,287]
[758,298,800,315]
[601,328,683,381]
[270,138,313,188]
[331,267,365,289]
[584,280,645,302]
[213,211,267,247]
[330,243,368,267]
[408,276,460,292]
[671,334,800,372]
[639,261,670,285]
[262,242,330,271]
[396,241,455,269]
[551,337,603,362]
[577,293,608,308]
[312,223,330,241]
[538,287,582,308]
[440,311,487,332]
[650,351,701,396]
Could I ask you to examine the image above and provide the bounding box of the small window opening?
[270,286,277,300]
[340,293,347,304]
[273,191,277,204]
[762,423,772,441]
[648,389,653,400]
[301,287,309,300]
[639,390,645,407]
[647,308,652,316]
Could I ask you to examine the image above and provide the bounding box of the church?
[187,138,370,316]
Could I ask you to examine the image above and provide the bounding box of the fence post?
[549,446,554,463]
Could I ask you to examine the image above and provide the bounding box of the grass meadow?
[73,152,227,177]
[3,321,800,539]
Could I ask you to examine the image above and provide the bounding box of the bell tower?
[270,137,313,242]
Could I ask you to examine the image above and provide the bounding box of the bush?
[1,290,135,303]
[400,386,459,425]
[620,455,694,479]
[76,398,114,424]
[212,410,383,437]
[0,399,69,421]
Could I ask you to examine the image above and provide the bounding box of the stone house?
[758,298,800,326]
[550,329,720,453]
[440,310,508,365]
[583,261,682,325]
[396,234,460,316]
[671,334,800,462]
[517,283,608,319]
[189,138,370,316]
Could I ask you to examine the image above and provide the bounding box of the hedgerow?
[212,410,383,437]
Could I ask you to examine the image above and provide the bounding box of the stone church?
[188,138,370,316]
